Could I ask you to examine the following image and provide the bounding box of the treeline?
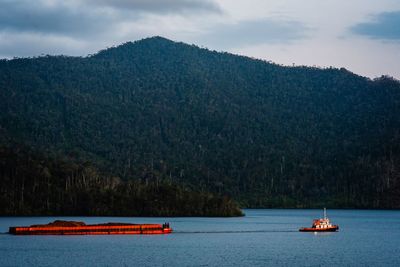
[0,37,400,209]
[0,145,243,216]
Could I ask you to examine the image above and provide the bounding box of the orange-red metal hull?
[299,226,339,232]
[9,222,173,235]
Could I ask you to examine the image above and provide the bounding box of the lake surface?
[1,209,399,266]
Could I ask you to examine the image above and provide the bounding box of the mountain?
[1,36,400,212]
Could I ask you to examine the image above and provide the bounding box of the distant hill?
[1,36,399,211]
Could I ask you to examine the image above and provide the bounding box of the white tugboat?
[299,208,339,232]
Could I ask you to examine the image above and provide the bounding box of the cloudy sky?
[1,0,399,79]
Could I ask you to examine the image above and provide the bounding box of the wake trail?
[174,230,297,234]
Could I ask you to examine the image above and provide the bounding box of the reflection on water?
[312,231,335,236]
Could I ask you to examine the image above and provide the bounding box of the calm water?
[1,209,399,266]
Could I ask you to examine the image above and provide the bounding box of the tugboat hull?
[299,226,339,232]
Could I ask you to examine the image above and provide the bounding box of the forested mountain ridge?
[1,36,400,211]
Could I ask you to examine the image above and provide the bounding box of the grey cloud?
[0,0,117,36]
[85,0,221,14]
[351,11,400,40]
[0,0,221,58]
[0,0,220,37]
[196,19,309,49]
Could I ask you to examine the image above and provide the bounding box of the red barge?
[9,220,173,235]
[299,208,339,232]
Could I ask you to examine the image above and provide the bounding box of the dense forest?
[0,36,400,214]
[0,145,243,216]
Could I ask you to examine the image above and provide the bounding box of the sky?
[0,0,399,79]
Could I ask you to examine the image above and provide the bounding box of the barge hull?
[9,221,172,235]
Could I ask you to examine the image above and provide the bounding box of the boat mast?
[324,207,327,219]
